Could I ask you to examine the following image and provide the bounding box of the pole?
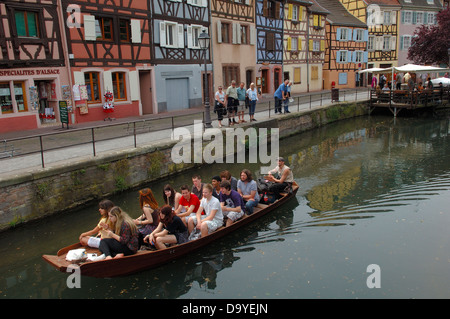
[203,48,212,129]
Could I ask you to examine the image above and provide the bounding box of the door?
[274,68,280,91]
[261,69,268,93]
[166,78,189,111]
[139,70,153,115]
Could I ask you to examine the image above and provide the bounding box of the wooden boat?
[42,181,298,278]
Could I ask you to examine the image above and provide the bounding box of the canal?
[1,115,450,299]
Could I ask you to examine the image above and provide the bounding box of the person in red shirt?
[175,185,201,225]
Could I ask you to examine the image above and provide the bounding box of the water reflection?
[1,116,450,298]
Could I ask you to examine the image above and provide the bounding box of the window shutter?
[353,29,357,41]
[347,51,351,63]
[390,36,396,51]
[313,15,318,26]
[298,36,302,51]
[336,51,341,63]
[73,72,85,85]
[299,7,303,21]
[217,21,222,43]
[401,11,405,23]
[178,24,185,48]
[84,15,96,41]
[159,21,166,47]
[400,35,404,50]
[336,28,341,41]
[288,4,293,20]
[129,71,139,101]
[263,0,268,17]
[187,25,193,48]
[232,23,237,44]
[320,39,325,51]
[363,51,368,63]
[236,23,241,44]
[391,11,396,24]
[364,30,368,42]
[412,12,417,24]
[309,39,313,51]
[131,19,141,44]
[275,2,280,19]
[250,25,256,45]
[287,36,292,51]
[103,71,113,92]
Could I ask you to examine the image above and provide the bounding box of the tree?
[408,7,450,66]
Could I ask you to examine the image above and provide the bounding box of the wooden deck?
[368,87,450,116]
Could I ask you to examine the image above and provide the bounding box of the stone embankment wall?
[0,101,368,231]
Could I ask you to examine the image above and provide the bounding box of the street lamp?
[199,30,212,129]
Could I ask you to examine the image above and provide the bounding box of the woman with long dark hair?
[162,184,182,210]
[144,205,189,250]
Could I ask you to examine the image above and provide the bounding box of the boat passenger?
[237,169,260,215]
[134,188,160,246]
[98,206,139,260]
[191,174,204,200]
[266,157,294,196]
[219,170,238,191]
[219,180,245,227]
[174,185,201,225]
[144,205,189,250]
[79,199,115,248]
[163,184,182,211]
[211,175,222,199]
[188,184,224,238]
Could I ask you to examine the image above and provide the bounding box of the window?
[221,22,230,43]
[293,67,301,84]
[367,36,375,50]
[402,35,412,50]
[403,11,412,24]
[313,15,321,27]
[354,51,364,63]
[427,12,436,24]
[312,40,320,52]
[291,37,298,51]
[241,25,248,44]
[383,36,390,50]
[339,28,349,41]
[15,10,39,38]
[267,0,277,19]
[190,25,202,48]
[95,17,113,40]
[266,32,275,51]
[166,22,178,47]
[355,29,365,41]
[338,50,348,63]
[292,6,299,21]
[383,11,391,25]
[84,72,101,103]
[119,19,131,42]
[222,65,240,87]
[416,12,423,24]
[112,72,127,101]
[0,81,28,114]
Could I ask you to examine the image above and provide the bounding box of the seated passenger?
[79,199,115,248]
[174,185,201,225]
[265,157,294,196]
[134,188,160,245]
[237,169,260,215]
[98,206,139,260]
[191,175,204,200]
[144,205,189,250]
[211,175,222,199]
[163,184,182,211]
[220,170,238,191]
[188,184,224,238]
[219,180,245,226]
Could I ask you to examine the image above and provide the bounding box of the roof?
[396,0,443,9]
[363,0,401,7]
[287,0,314,6]
[308,0,331,15]
[314,0,368,27]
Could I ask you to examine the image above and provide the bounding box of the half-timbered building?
[338,0,401,83]
[0,0,70,132]
[283,0,313,93]
[255,0,284,95]
[152,0,211,112]
[306,0,329,91]
[61,0,151,122]
[211,0,256,90]
[316,0,368,89]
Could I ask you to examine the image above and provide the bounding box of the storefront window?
[0,83,13,114]
[14,82,28,112]
[112,72,127,101]
[84,72,101,103]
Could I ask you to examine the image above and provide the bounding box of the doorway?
[139,70,153,115]
[261,69,268,93]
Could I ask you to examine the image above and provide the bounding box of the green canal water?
[1,115,450,299]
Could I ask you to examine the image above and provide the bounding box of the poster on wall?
[79,85,88,100]
[73,84,80,101]
[76,100,88,114]
[29,86,39,111]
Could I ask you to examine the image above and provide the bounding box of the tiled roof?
[314,0,368,26]
[397,0,442,9]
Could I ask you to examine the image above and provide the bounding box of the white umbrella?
[393,64,450,73]
[359,67,388,74]
[430,77,450,87]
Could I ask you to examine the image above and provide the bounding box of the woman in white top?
[214,86,226,128]
[246,82,259,122]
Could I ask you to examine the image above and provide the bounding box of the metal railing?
[0,88,370,170]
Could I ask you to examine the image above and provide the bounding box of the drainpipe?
[306,7,310,92]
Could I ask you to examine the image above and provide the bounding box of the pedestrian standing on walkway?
[246,82,259,122]
[274,79,289,114]
[225,80,239,126]
[237,82,247,123]
[214,86,226,128]
[283,81,292,114]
